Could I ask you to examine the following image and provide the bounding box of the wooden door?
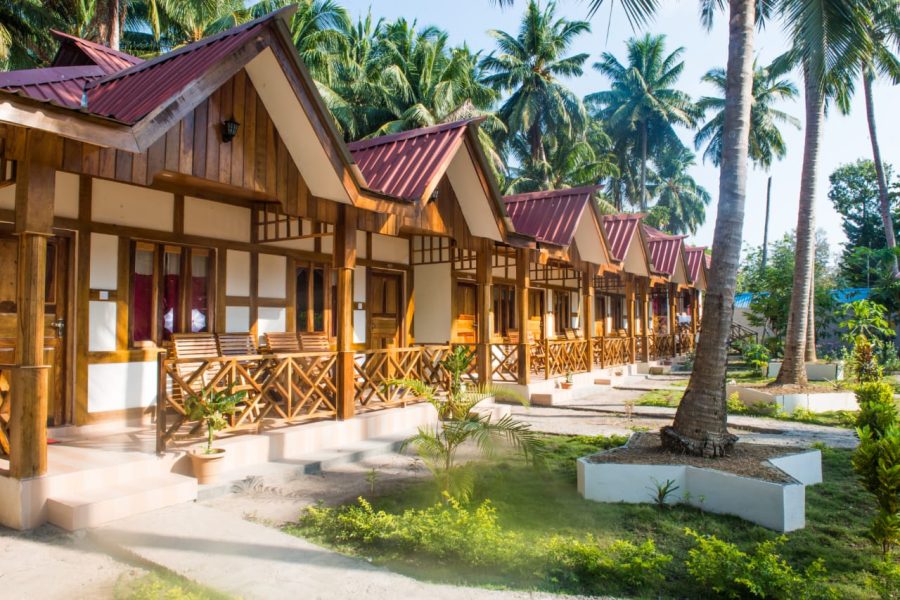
[0,234,71,426]
[527,289,544,341]
[368,271,402,349]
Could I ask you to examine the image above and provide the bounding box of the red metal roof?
[602,214,644,262]
[684,245,708,283]
[641,224,686,277]
[503,186,598,248]
[83,8,290,124]
[0,65,104,109]
[51,30,143,74]
[348,120,474,201]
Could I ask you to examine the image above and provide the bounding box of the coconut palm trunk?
[640,121,648,210]
[862,67,899,279]
[805,282,817,362]
[775,70,822,386]
[660,0,755,457]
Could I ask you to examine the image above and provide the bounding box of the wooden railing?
[729,322,758,350]
[490,343,519,382]
[650,334,675,359]
[545,339,589,378]
[593,336,631,367]
[677,327,695,354]
[354,347,431,409]
[0,365,10,457]
[158,351,338,450]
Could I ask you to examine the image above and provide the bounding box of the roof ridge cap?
[347,118,482,151]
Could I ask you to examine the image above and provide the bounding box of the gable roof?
[684,245,708,283]
[602,214,643,262]
[348,120,475,202]
[83,13,280,124]
[0,65,104,109]
[642,224,687,278]
[503,186,599,248]
[51,30,143,74]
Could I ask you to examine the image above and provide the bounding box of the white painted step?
[47,473,197,531]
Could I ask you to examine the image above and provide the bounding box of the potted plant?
[560,372,574,389]
[184,385,245,484]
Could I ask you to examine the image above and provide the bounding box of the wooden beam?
[624,276,636,363]
[334,205,357,420]
[668,283,678,356]
[10,129,58,479]
[640,280,650,362]
[516,247,530,385]
[583,267,594,369]
[475,242,493,385]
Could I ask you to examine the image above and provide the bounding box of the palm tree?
[694,59,800,170]
[480,0,590,162]
[588,33,699,209]
[0,0,93,68]
[774,0,872,386]
[649,147,710,235]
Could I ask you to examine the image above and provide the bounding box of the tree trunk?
[640,121,648,210]
[805,280,817,362]
[862,67,899,279]
[528,121,545,165]
[98,1,122,50]
[761,175,771,271]
[775,69,822,387]
[660,0,755,457]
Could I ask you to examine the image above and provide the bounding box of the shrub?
[544,536,671,593]
[726,392,747,414]
[852,336,883,384]
[684,529,835,599]
[857,382,899,436]
[853,426,900,556]
[740,342,771,377]
[867,559,900,600]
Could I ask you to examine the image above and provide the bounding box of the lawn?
[115,572,230,600]
[291,435,881,599]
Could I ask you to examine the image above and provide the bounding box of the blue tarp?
[735,288,871,309]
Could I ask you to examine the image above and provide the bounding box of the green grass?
[114,572,231,600]
[636,388,682,407]
[292,436,880,599]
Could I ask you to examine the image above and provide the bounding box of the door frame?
[366,268,406,349]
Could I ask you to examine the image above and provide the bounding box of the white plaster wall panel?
[0,183,13,211]
[88,301,117,352]
[573,209,608,265]
[263,239,315,252]
[92,179,173,231]
[321,236,333,255]
[353,266,366,345]
[356,231,368,259]
[491,266,508,279]
[225,306,250,333]
[89,233,119,290]
[225,250,250,296]
[54,172,79,218]
[371,234,408,264]
[88,362,158,412]
[184,197,250,242]
[258,254,286,298]
[446,148,503,241]
[413,264,451,344]
[257,307,286,343]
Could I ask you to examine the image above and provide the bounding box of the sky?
[341,0,900,258]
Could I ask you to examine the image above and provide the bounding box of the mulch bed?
[586,432,800,483]
[737,382,845,395]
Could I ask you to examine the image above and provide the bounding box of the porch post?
[624,275,636,363]
[640,281,650,362]
[691,289,699,338]
[334,205,357,420]
[476,242,493,385]
[668,283,678,356]
[582,268,594,370]
[10,129,57,479]
[515,247,530,385]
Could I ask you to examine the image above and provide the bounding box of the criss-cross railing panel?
[354,347,426,409]
[652,335,674,359]
[545,340,589,378]
[490,344,518,382]
[602,337,630,367]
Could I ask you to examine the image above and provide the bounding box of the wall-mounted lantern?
[221,118,240,143]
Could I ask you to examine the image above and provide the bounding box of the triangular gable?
[602,214,653,277]
[684,246,709,290]
[51,30,143,74]
[624,226,652,277]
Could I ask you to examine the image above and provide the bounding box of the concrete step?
[197,432,414,501]
[47,473,197,531]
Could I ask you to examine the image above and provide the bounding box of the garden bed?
[578,433,822,532]
[728,384,857,415]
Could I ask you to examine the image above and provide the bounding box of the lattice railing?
[651,335,674,359]
[354,347,427,409]
[545,339,589,377]
[158,352,338,449]
[600,337,630,367]
[677,327,694,354]
[490,344,518,382]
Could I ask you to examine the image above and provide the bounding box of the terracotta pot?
[189,448,227,484]
[560,382,574,390]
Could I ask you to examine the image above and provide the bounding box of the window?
[553,291,571,336]
[296,262,330,334]
[492,284,515,337]
[130,242,214,345]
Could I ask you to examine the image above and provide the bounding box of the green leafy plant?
[684,529,835,599]
[648,478,680,509]
[565,371,574,384]
[183,385,245,454]
[866,559,900,600]
[852,336,884,384]
[740,342,771,377]
[366,468,378,496]
[390,348,544,498]
[838,300,894,345]
[544,536,671,594]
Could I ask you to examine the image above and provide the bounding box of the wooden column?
[691,289,700,337]
[668,283,678,356]
[334,205,357,420]
[515,247,531,385]
[624,275,636,363]
[640,281,650,362]
[10,129,57,479]
[582,268,594,370]
[476,243,493,385]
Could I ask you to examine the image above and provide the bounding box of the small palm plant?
[391,346,544,498]
[184,385,246,454]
